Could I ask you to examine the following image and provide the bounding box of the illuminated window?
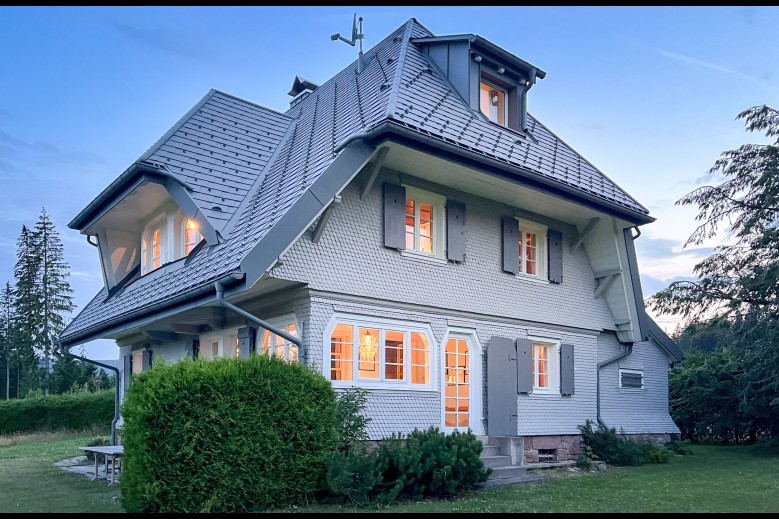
[531,341,559,393]
[327,319,432,388]
[261,318,298,364]
[444,337,470,429]
[184,219,202,255]
[132,350,144,375]
[151,228,162,269]
[198,330,241,360]
[480,81,507,126]
[516,219,547,279]
[403,186,446,259]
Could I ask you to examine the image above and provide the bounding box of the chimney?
[287,75,319,108]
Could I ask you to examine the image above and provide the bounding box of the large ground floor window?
[327,317,433,389]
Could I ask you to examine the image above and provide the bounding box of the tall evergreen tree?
[0,282,14,400]
[33,208,75,372]
[12,225,40,394]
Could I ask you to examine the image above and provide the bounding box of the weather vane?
[331,14,367,72]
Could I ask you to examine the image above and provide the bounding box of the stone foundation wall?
[522,433,672,463]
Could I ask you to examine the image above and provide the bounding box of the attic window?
[141,209,203,275]
[480,80,507,126]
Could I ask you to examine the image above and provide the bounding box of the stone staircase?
[476,436,546,489]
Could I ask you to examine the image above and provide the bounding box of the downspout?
[58,340,120,445]
[214,281,302,348]
[520,67,537,132]
[596,344,633,429]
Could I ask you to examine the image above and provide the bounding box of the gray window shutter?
[560,343,575,395]
[142,350,152,372]
[548,229,563,283]
[191,339,200,360]
[123,354,132,390]
[383,182,406,249]
[516,338,533,394]
[446,200,466,262]
[502,216,519,274]
[486,336,518,436]
[237,327,253,360]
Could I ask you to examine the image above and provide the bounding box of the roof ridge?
[210,89,294,119]
[385,19,417,121]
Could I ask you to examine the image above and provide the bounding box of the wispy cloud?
[636,42,769,86]
[106,19,214,63]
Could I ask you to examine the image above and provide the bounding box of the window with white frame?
[260,317,299,363]
[198,329,239,360]
[328,319,432,388]
[479,80,508,126]
[531,340,559,393]
[517,219,547,279]
[404,186,446,259]
[619,369,644,390]
[141,208,203,275]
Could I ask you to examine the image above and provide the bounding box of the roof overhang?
[69,161,221,244]
[411,34,547,80]
[351,121,654,226]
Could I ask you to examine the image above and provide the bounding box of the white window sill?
[526,391,562,398]
[400,250,448,265]
[514,273,548,284]
[331,381,436,392]
[619,387,646,392]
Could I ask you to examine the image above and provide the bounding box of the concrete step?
[487,465,528,479]
[524,460,576,470]
[476,474,546,490]
[480,444,502,457]
[480,455,513,468]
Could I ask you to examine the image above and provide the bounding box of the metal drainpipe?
[58,340,120,445]
[214,281,302,348]
[596,343,633,428]
[520,67,537,132]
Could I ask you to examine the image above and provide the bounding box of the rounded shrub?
[120,355,338,513]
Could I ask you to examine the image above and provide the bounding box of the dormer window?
[141,208,203,275]
[480,81,507,126]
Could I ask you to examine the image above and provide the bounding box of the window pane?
[132,351,143,375]
[406,199,415,250]
[385,330,405,381]
[410,332,429,385]
[184,219,201,255]
[331,324,353,381]
[289,345,298,364]
[152,228,161,269]
[357,328,379,380]
[419,203,433,254]
[525,231,537,275]
[445,338,470,429]
[261,331,271,356]
[479,83,492,121]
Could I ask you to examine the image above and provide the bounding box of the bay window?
[328,318,432,388]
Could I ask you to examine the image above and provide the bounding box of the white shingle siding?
[598,331,680,434]
[270,171,616,332]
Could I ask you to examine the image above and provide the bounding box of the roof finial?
[330,14,367,73]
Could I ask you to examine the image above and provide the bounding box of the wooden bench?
[78,445,124,485]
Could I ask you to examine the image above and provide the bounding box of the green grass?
[0,430,121,513]
[0,435,777,513]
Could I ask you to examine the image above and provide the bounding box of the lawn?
[0,433,777,513]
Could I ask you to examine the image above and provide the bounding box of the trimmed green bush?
[120,355,338,513]
[0,390,113,435]
[579,420,672,466]
[324,427,491,506]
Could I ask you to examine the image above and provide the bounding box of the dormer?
[411,34,546,133]
[288,75,320,109]
[68,161,220,293]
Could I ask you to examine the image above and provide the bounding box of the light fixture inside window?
[490,89,500,106]
[359,329,378,362]
[186,219,198,231]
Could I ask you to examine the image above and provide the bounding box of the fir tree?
[12,225,40,393]
[0,282,14,400]
[33,208,75,372]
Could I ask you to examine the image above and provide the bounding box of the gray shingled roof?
[62,18,648,342]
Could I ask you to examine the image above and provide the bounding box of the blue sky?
[1,6,777,359]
